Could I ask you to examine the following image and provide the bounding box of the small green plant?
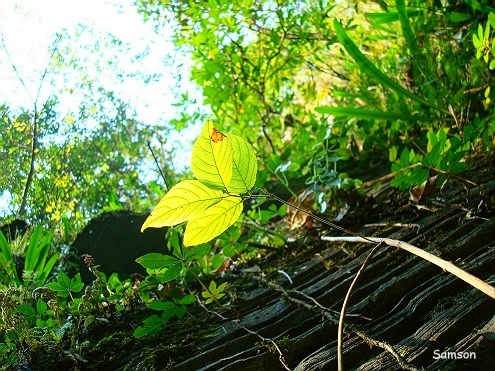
[46,272,84,301]
[473,12,495,69]
[134,225,219,337]
[133,294,197,338]
[390,128,470,190]
[0,226,59,289]
[202,280,227,304]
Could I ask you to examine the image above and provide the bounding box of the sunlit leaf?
[225,133,257,194]
[191,121,233,189]
[184,196,243,246]
[141,180,225,231]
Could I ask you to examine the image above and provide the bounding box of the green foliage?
[333,18,447,115]
[202,281,227,305]
[46,272,84,299]
[142,121,257,246]
[0,226,58,288]
[0,231,20,285]
[390,128,470,190]
[133,295,196,338]
[23,226,59,288]
[472,12,495,69]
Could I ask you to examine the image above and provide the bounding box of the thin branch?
[338,241,385,371]
[321,236,495,300]
[147,141,169,190]
[196,296,290,370]
[17,108,38,218]
[259,277,370,320]
[7,34,63,217]
[363,223,420,230]
[256,276,420,370]
[353,329,423,371]
[264,190,378,244]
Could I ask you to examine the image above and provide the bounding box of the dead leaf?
[210,127,226,143]
[286,188,314,230]
[410,175,438,203]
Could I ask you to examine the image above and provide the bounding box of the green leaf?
[180,295,197,305]
[365,10,422,24]
[184,195,243,246]
[136,253,178,270]
[191,121,233,189]
[446,12,471,23]
[141,180,225,231]
[315,106,439,121]
[473,34,482,49]
[17,304,36,317]
[333,19,449,115]
[0,230,20,284]
[211,254,224,271]
[24,226,42,272]
[399,148,410,168]
[185,244,211,261]
[46,281,66,292]
[148,300,175,311]
[159,263,182,283]
[396,0,421,61]
[133,315,165,338]
[38,253,60,286]
[58,272,70,288]
[390,146,398,162]
[36,299,47,315]
[489,12,495,28]
[69,273,84,292]
[225,133,257,194]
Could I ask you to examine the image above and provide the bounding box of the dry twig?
[257,276,420,370]
[321,236,495,300]
[337,241,385,371]
[196,296,291,371]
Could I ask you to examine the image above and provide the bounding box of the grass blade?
[0,231,20,284]
[333,19,449,115]
[315,106,445,121]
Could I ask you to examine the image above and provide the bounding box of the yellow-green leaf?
[225,133,257,194]
[191,121,233,189]
[141,180,224,231]
[184,195,243,246]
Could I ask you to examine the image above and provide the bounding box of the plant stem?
[338,242,385,371]
[264,190,377,244]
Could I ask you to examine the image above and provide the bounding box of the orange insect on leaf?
[210,128,226,143]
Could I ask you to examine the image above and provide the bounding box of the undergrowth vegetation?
[2,0,495,369]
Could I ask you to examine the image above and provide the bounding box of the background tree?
[0,25,176,234]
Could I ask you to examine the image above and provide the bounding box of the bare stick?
[256,276,419,370]
[322,236,495,300]
[353,329,423,371]
[338,242,385,371]
[196,296,290,370]
[147,141,169,190]
[363,223,420,230]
